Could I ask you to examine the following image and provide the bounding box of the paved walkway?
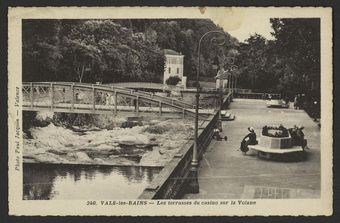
[183,99,320,199]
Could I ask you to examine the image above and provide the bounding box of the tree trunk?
[79,63,85,83]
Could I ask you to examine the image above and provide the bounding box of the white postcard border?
[8,6,333,216]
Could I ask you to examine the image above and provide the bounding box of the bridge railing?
[24,81,232,110]
[130,90,195,109]
[24,82,195,109]
[234,92,265,99]
[106,83,194,109]
[109,82,184,91]
[233,91,281,100]
[21,82,209,118]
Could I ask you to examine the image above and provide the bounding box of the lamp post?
[189,30,227,194]
[230,65,238,94]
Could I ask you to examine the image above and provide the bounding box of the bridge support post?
[50,83,54,109]
[30,82,33,108]
[71,83,75,110]
[92,87,96,111]
[136,96,139,116]
[114,90,117,116]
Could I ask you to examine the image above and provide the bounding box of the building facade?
[163,49,186,87]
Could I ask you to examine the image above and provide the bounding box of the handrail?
[106,83,193,108]
[23,82,194,109]
[108,82,171,90]
[22,82,212,118]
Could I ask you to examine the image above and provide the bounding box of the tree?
[22,20,63,82]
[270,18,320,96]
[236,34,271,91]
[63,38,102,83]
[166,76,181,86]
[235,19,320,99]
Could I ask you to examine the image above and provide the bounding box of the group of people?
[212,124,257,154]
[73,91,115,105]
[289,125,308,149]
[240,125,308,155]
[262,125,289,138]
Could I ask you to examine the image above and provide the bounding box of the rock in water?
[121,120,143,128]
[68,152,92,162]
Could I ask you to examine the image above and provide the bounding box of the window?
[177,68,179,74]
[168,67,171,74]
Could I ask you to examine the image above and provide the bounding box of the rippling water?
[23,163,162,200]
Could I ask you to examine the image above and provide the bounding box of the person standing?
[294,94,301,110]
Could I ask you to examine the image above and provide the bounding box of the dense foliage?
[235,18,320,100]
[23,19,237,84]
[23,18,320,102]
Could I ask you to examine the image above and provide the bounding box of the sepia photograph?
[8,7,332,216]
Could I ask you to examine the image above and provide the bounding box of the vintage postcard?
[8,7,332,216]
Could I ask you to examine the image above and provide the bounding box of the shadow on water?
[23,163,162,200]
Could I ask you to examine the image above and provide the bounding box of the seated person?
[246,127,258,145]
[289,125,308,149]
[296,126,308,149]
[240,127,258,154]
[262,125,268,136]
[289,125,299,145]
[213,128,227,141]
[278,124,289,137]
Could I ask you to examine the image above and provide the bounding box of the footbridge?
[22,82,230,118]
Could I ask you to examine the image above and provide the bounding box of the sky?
[226,17,275,42]
[203,8,279,43]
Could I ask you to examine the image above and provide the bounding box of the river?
[23,163,162,200]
